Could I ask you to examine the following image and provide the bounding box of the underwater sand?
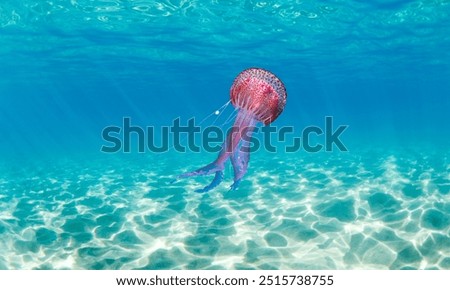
[1,148,449,270]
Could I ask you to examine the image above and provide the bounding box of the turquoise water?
[1,0,449,269]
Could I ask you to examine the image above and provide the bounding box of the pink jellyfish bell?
[176,68,287,192]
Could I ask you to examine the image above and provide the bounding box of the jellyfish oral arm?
[175,111,257,192]
[227,113,256,190]
[217,110,256,160]
[230,130,253,190]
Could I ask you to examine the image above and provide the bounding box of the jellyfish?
[175,68,287,192]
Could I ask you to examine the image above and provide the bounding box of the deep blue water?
[0,0,449,269]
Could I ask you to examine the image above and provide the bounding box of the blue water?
[0,0,449,269]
